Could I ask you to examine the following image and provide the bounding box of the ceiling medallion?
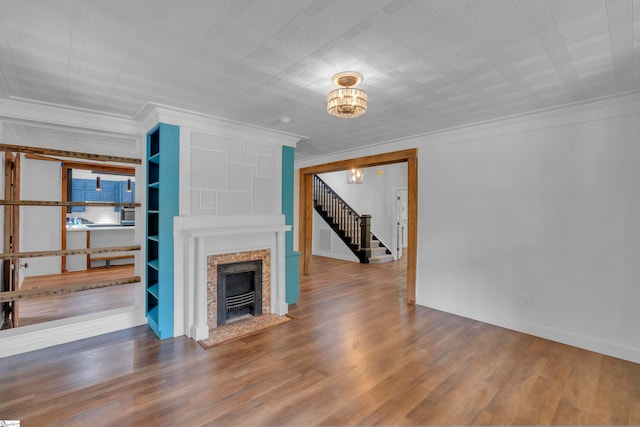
[327,71,367,118]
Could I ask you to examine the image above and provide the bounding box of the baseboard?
[420,300,640,364]
[0,306,147,358]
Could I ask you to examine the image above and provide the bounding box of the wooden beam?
[0,143,141,165]
[0,245,141,260]
[63,162,135,175]
[3,153,12,293]
[0,276,141,303]
[0,200,140,207]
[299,149,417,175]
[61,166,68,271]
[28,155,136,175]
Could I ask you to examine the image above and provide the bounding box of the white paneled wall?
[188,131,279,216]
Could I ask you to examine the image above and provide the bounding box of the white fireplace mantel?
[173,214,291,341]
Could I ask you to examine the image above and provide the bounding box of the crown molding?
[295,91,640,168]
[0,97,141,136]
[136,102,304,147]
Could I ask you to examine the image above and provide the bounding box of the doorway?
[298,148,418,303]
[394,188,408,260]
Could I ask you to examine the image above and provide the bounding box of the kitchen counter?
[65,226,136,271]
[67,225,135,232]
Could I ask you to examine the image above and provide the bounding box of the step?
[368,254,393,264]
[370,246,388,257]
[370,238,382,247]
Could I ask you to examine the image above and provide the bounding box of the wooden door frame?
[298,148,418,303]
[3,152,20,327]
[57,159,136,272]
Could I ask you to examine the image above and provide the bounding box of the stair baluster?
[313,175,380,263]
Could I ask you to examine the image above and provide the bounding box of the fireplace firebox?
[216,260,263,326]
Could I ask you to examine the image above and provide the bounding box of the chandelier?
[327,72,367,118]
[347,168,364,184]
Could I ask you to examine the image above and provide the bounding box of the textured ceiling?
[0,0,638,159]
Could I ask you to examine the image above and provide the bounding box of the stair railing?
[313,175,371,262]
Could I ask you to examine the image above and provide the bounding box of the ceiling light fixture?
[347,168,364,184]
[327,71,367,118]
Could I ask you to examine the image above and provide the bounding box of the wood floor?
[17,266,136,326]
[1,256,640,426]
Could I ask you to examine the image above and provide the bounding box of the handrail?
[314,175,361,246]
[314,175,361,217]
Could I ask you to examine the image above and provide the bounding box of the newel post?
[359,214,371,263]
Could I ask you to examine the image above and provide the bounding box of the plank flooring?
[17,266,136,326]
[1,256,640,426]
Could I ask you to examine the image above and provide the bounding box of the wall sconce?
[347,168,364,184]
[127,178,132,192]
[96,176,101,191]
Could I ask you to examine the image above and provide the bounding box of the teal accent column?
[282,146,300,304]
[146,123,179,339]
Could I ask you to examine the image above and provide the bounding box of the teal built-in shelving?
[146,123,179,339]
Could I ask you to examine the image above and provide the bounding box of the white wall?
[296,93,640,363]
[314,163,407,260]
[183,130,281,216]
[20,157,61,277]
[155,108,299,338]
[312,209,358,262]
[0,105,145,357]
[417,105,640,362]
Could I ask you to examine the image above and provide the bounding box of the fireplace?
[207,249,271,330]
[217,260,262,326]
[175,214,290,341]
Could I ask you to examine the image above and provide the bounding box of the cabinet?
[146,123,179,339]
[120,181,135,204]
[115,181,135,212]
[70,178,121,212]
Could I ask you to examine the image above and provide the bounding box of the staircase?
[314,175,393,264]
[368,236,393,264]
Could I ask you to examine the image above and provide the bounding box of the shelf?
[147,306,159,326]
[147,284,159,299]
[145,123,179,340]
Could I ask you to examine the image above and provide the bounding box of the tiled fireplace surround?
[207,249,271,328]
[174,214,290,341]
